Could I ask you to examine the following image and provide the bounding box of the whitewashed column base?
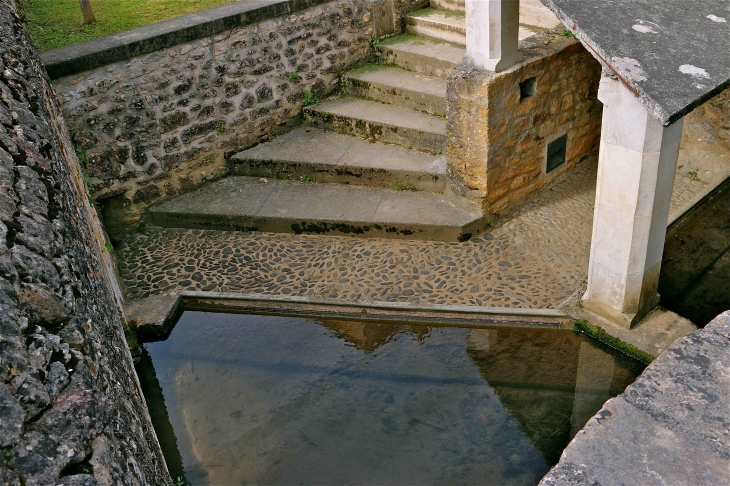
[583,74,684,329]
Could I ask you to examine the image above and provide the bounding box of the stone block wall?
[0,1,168,484]
[50,0,374,237]
[446,30,602,216]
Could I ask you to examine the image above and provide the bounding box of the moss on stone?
[574,319,656,364]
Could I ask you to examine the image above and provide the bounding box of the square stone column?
[466,0,522,72]
[582,74,684,329]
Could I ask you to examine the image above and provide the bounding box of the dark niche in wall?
[519,77,537,100]
[546,134,567,173]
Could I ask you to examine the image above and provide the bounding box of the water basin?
[136,311,645,485]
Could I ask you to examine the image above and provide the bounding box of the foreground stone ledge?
[539,311,730,486]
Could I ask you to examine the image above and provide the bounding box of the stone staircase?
[148,1,546,242]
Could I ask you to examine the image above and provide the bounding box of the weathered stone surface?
[51,0,374,235]
[539,311,730,486]
[19,283,71,329]
[0,1,169,483]
[540,0,729,126]
[0,382,23,448]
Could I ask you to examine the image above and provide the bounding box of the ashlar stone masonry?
[53,0,374,237]
[446,30,602,216]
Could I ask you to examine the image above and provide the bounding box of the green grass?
[20,0,242,51]
[378,32,420,46]
[406,7,463,19]
[574,319,656,365]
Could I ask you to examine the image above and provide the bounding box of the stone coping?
[41,0,340,79]
[539,311,730,486]
[125,290,573,341]
[540,0,730,126]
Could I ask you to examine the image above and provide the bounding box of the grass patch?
[20,0,242,51]
[378,32,420,46]
[574,319,656,365]
[406,7,463,18]
[394,182,416,191]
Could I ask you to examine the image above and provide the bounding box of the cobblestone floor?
[119,157,728,310]
[119,164,597,308]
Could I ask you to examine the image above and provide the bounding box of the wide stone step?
[305,98,446,153]
[229,127,447,192]
[430,0,465,14]
[147,177,484,241]
[427,0,561,29]
[406,10,466,45]
[405,9,538,47]
[377,36,465,78]
[344,65,447,114]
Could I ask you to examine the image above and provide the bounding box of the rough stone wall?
[681,85,730,154]
[0,1,169,484]
[446,31,602,216]
[52,0,373,236]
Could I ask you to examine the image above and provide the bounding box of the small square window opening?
[519,77,537,100]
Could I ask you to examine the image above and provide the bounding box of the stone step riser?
[304,108,446,153]
[376,45,461,79]
[430,0,465,13]
[148,213,483,242]
[229,159,447,193]
[428,0,561,28]
[343,76,446,115]
[406,17,466,45]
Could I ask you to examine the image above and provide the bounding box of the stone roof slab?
[540,0,730,125]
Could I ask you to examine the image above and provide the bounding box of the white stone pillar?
[582,74,684,329]
[465,0,522,72]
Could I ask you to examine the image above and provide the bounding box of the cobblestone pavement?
[120,163,597,308]
[119,158,726,310]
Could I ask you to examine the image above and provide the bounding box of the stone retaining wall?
[446,30,603,216]
[0,1,168,484]
[48,0,375,237]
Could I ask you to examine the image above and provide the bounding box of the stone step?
[229,127,447,192]
[428,0,561,29]
[305,98,446,153]
[343,65,447,114]
[147,176,484,241]
[377,36,465,78]
[406,10,466,45]
[405,9,539,47]
[429,0,465,14]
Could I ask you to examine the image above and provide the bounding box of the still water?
[136,312,644,485]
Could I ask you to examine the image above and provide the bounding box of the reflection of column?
[465,0,522,72]
[583,74,684,328]
[569,340,615,437]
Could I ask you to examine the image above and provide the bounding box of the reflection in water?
[660,184,730,326]
[136,312,644,485]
